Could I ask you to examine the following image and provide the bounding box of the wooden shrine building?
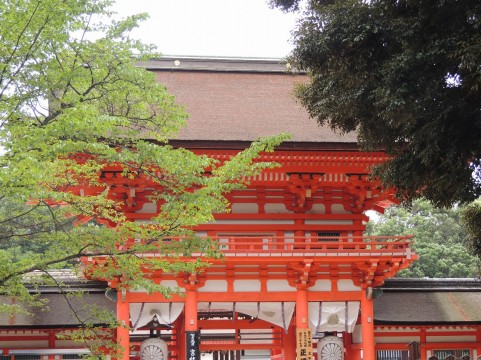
[1,57,480,360]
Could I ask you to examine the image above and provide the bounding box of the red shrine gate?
[78,149,416,360]
[3,57,481,360]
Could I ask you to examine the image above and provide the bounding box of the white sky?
[112,0,300,58]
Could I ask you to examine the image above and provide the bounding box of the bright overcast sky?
[112,0,300,58]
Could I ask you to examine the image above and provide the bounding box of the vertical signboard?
[296,328,313,360]
[186,330,200,360]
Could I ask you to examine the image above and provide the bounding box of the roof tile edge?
[137,55,300,74]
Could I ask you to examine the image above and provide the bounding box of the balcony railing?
[121,235,415,258]
[215,235,414,257]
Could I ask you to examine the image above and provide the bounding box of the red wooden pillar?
[271,325,283,358]
[177,311,186,360]
[295,259,312,360]
[116,289,130,360]
[344,332,353,360]
[420,327,427,360]
[48,331,56,348]
[350,345,362,360]
[185,289,198,331]
[361,290,375,360]
[283,317,297,360]
[296,285,309,329]
[184,284,199,359]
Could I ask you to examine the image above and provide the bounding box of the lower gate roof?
[1,276,481,328]
[374,278,481,325]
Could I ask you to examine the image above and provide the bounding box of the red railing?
[121,235,414,257]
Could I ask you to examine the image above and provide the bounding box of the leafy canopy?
[271,0,481,207]
[366,199,479,278]
[0,0,286,354]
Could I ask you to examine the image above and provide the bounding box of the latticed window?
[376,350,409,360]
[431,349,471,359]
[317,232,341,242]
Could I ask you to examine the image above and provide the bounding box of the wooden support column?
[344,332,353,360]
[420,327,427,360]
[296,286,309,329]
[48,331,55,348]
[177,312,186,360]
[185,288,198,331]
[116,288,130,360]
[185,275,200,360]
[295,260,311,329]
[294,261,312,360]
[350,345,362,360]
[361,288,375,360]
[283,317,297,360]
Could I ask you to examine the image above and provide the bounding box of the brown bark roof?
[374,279,481,325]
[0,292,115,328]
[143,57,357,146]
[3,278,481,327]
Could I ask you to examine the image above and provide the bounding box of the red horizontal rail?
[119,235,414,255]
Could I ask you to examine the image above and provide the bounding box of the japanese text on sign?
[186,331,200,360]
[296,328,313,360]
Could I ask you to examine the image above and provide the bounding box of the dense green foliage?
[0,0,286,354]
[271,0,481,208]
[461,199,481,258]
[366,200,479,278]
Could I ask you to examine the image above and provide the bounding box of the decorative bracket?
[354,261,379,289]
[344,174,393,213]
[285,173,323,212]
[289,260,315,289]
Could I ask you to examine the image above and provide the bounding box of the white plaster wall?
[305,220,353,225]
[160,280,184,292]
[198,280,228,292]
[331,204,349,214]
[234,279,261,292]
[231,203,258,213]
[135,202,157,213]
[264,203,289,213]
[267,279,296,292]
[213,220,294,224]
[309,279,332,291]
[337,279,361,291]
[307,204,325,214]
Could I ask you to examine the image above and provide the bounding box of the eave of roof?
[137,55,297,74]
[168,140,360,151]
[381,278,481,291]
